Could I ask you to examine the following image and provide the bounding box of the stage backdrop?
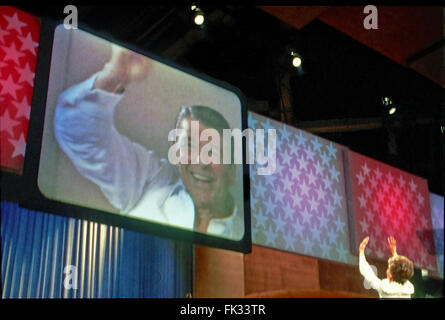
[345,150,437,273]
[430,192,444,278]
[248,111,356,264]
[0,6,40,174]
[1,201,192,298]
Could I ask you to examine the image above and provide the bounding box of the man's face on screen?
[177,118,234,210]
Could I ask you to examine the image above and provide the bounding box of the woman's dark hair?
[388,255,414,284]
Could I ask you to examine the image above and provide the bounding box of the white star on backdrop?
[374,167,382,181]
[17,31,38,55]
[290,165,301,181]
[8,133,26,158]
[386,171,394,185]
[282,202,294,221]
[263,196,277,216]
[327,228,338,244]
[325,201,335,216]
[15,62,35,86]
[332,190,342,207]
[318,213,329,230]
[300,207,312,225]
[326,142,337,158]
[329,164,340,181]
[299,180,310,197]
[275,215,286,234]
[320,240,331,256]
[0,42,25,65]
[3,12,27,35]
[356,171,365,185]
[254,208,268,229]
[361,162,370,176]
[292,193,303,209]
[311,227,322,243]
[320,151,330,166]
[274,188,285,205]
[302,236,313,254]
[358,194,367,208]
[278,125,291,142]
[409,179,417,192]
[0,73,22,99]
[360,219,369,233]
[305,146,315,162]
[0,109,20,136]
[295,131,306,147]
[281,149,292,167]
[297,156,308,171]
[282,175,293,192]
[314,160,324,176]
[322,176,333,191]
[307,170,317,186]
[292,219,304,237]
[333,215,346,234]
[283,231,296,250]
[11,96,30,119]
[311,137,322,153]
[264,224,278,246]
[316,186,326,202]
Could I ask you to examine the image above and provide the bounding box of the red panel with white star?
[347,150,437,272]
[0,6,40,174]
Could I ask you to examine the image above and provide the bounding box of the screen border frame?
[20,18,252,253]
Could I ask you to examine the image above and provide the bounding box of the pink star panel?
[0,6,40,174]
[346,150,437,272]
[248,112,352,263]
[429,193,444,278]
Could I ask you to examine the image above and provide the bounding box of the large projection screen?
[35,25,249,251]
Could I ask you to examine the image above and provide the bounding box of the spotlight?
[290,50,302,68]
[388,106,397,115]
[194,13,204,25]
[382,96,392,106]
[382,97,396,115]
[192,7,205,26]
[292,56,302,68]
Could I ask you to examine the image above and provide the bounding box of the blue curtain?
[1,201,192,298]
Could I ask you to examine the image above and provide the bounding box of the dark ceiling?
[19,5,445,195]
